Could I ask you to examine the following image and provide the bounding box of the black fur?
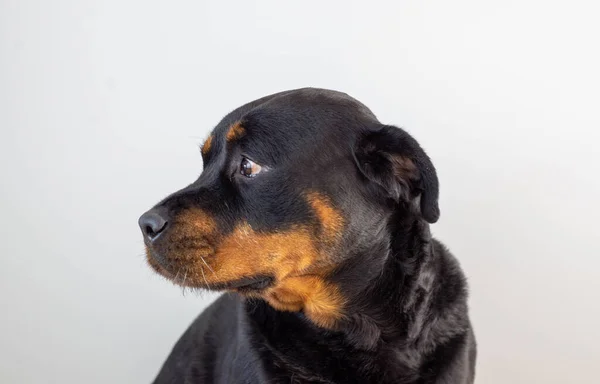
[142,88,476,383]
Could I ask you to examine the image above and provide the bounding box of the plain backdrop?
[1,1,599,383]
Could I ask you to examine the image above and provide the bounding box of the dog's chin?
[145,248,274,293]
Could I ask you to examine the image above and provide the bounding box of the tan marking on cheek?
[201,135,213,155]
[210,223,318,282]
[226,121,245,142]
[202,222,344,328]
[306,192,344,240]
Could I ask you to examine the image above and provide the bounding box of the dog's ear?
[353,125,440,223]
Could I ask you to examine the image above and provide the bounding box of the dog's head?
[139,88,439,328]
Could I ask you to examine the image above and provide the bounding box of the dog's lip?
[146,247,171,270]
[209,275,274,292]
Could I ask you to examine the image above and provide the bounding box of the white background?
[1,1,599,383]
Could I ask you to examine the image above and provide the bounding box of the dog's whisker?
[200,256,216,277]
[181,270,188,297]
[199,265,209,289]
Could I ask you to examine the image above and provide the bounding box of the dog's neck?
[332,214,440,350]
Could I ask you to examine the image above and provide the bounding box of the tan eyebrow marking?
[201,135,213,155]
[226,122,246,142]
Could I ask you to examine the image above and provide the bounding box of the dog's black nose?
[138,208,169,241]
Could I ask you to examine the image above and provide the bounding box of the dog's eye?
[240,158,262,178]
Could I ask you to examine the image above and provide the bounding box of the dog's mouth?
[208,275,275,293]
[146,247,274,292]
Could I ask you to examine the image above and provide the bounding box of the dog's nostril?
[138,208,169,241]
[144,225,156,236]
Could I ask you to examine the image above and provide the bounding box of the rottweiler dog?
[139,88,476,383]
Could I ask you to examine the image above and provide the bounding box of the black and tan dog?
[138,88,476,383]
